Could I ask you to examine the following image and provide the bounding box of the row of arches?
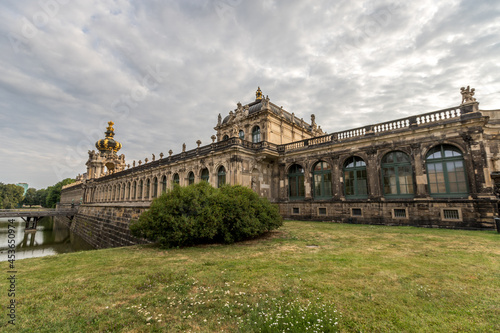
[287,145,469,200]
[88,166,228,203]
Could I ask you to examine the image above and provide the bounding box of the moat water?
[0,217,94,261]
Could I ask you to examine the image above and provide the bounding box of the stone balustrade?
[278,105,471,153]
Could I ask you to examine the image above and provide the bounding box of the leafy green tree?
[23,188,38,207]
[45,178,76,208]
[36,188,48,207]
[0,183,25,209]
[130,182,283,248]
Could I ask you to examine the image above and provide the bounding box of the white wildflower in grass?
[241,294,340,332]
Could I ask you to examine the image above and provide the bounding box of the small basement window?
[351,208,362,217]
[442,208,461,221]
[393,208,407,219]
[292,207,300,215]
[318,207,327,215]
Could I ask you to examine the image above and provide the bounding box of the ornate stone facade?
[62,87,500,248]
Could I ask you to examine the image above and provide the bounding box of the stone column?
[411,143,428,198]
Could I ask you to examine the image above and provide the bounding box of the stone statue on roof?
[461,86,476,104]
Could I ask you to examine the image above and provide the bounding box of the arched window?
[239,130,245,140]
[127,182,131,200]
[132,181,137,199]
[173,173,180,186]
[426,145,468,197]
[252,126,261,143]
[313,161,332,199]
[112,185,116,201]
[188,171,195,185]
[223,134,229,140]
[382,151,414,197]
[162,175,167,193]
[138,180,143,199]
[153,177,158,198]
[288,164,305,200]
[343,157,368,198]
[201,168,209,182]
[218,166,226,188]
[145,179,150,199]
[122,183,126,200]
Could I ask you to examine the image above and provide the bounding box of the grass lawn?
[2,221,499,332]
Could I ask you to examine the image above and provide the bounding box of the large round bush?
[130,182,282,248]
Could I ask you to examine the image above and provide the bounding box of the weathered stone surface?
[60,91,500,248]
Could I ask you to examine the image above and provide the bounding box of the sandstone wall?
[57,203,150,249]
[60,183,84,205]
[279,199,496,229]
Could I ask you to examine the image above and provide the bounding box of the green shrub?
[130,182,282,248]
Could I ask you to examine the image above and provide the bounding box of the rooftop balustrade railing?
[277,105,469,153]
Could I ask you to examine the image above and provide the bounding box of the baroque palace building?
[60,87,500,248]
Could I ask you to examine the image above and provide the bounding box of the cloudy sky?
[1,0,499,189]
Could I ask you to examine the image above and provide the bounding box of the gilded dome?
[96,121,122,153]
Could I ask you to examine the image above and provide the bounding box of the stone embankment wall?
[59,184,150,248]
[67,203,150,249]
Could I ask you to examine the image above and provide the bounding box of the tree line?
[0,178,75,209]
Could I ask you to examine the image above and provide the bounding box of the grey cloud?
[1,0,499,188]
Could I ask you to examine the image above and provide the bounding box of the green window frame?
[173,173,180,186]
[132,181,136,199]
[426,145,468,197]
[343,157,368,199]
[252,126,261,143]
[288,164,305,200]
[153,177,158,198]
[201,168,209,182]
[138,180,143,199]
[127,182,131,200]
[188,171,195,185]
[162,176,167,193]
[218,166,226,188]
[145,179,150,199]
[381,151,415,198]
[313,161,332,199]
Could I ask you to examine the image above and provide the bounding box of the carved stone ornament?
[460,86,477,104]
[366,147,377,155]
[145,158,148,163]
[211,135,216,143]
[196,140,202,147]
[461,133,473,145]
[169,149,173,156]
[160,152,164,159]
